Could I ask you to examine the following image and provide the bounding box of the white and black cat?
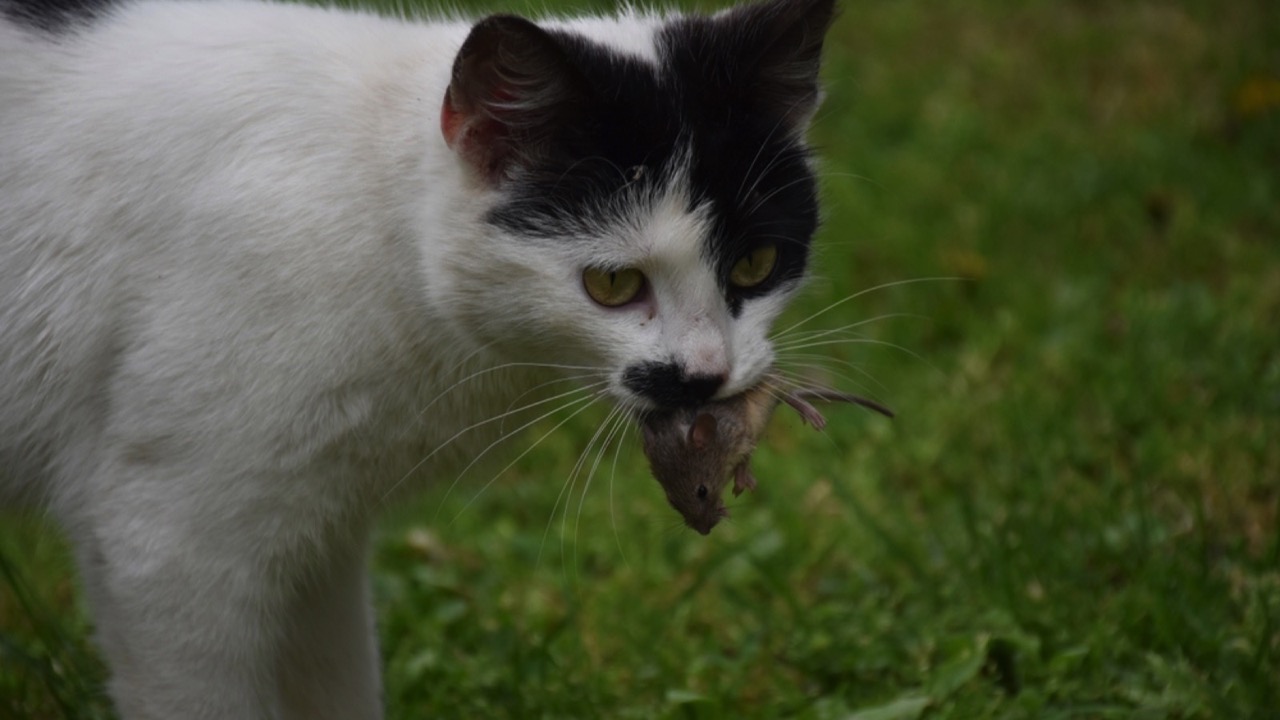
[0,0,834,716]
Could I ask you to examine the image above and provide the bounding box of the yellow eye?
[729,244,778,288]
[583,267,645,307]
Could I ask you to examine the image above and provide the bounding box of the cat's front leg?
[70,463,374,720]
[277,540,383,720]
[75,519,288,720]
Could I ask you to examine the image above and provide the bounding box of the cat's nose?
[622,362,726,409]
[678,373,727,405]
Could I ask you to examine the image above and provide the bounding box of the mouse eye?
[696,484,708,499]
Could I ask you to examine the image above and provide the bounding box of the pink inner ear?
[440,92,464,148]
[444,80,521,146]
[689,414,718,450]
[439,89,508,180]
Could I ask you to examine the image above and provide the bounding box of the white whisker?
[773,277,964,338]
[383,379,609,508]
[772,312,921,348]
[429,388,604,520]
[499,371,608,433]
[572,404,631,575]
[773,352,892,397]
[538,399,625,573]
[414,360,605,421]
[607,409,635,570]
[774,336,939,376]
[746,171,819,216]
[448,392,606,528]
[735,108,803,203]
[557,403,624,579]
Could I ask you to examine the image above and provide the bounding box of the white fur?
[0,2,795,718]
[546,9,661,64]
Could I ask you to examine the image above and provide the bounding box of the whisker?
[735,134,777,204]
[812,169,877,185]
[448,392,606,528]
[429,388,604,520]
[663,516,689,538]
[726,229,823,253]
[556,403,625,580]
[773,353,892,397]
[499,371,607,433]
[773,333,947,384]
[735,108,803,203]
[774,337,942,378]
[414,360,605,421]
[770,362,890,414]
[740,144,804,210]
[572,404,631,575]
[746,171,822,216]
[754,375,796,406]
[608,410,635,570]
[762,372,866,431]
[769,363,897,420]
[384,379,608,507]
[772,312,922,347]
[773,277,965,339]
[538,398,627,573]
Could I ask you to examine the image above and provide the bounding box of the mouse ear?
[688,413,718,450]
[441,15,594,183]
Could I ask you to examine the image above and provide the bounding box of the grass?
[3,0,1278,717]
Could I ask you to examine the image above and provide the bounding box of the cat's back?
[0,0,461,220]
[1,0,462,111]
[0,0,463,245]
[0,0,469,502]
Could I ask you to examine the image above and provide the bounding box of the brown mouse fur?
[640,383,892,535]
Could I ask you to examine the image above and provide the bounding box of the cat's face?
[439,0,834,412]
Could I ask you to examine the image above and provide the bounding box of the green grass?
[4,0,1279,717]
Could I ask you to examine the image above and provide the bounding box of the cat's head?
[436,0,835,412]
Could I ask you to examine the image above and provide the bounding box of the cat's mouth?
[618,361,730,410]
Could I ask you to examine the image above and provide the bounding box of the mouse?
[640,383,893,535]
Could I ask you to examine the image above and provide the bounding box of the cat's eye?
[729,244,778,288]
[696,484,708,499]
[583,267,645,307]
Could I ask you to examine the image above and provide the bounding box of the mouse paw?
[732,462,758,496]
[784,394,828,431]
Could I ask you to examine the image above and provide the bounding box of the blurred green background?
[3,0,1277,717]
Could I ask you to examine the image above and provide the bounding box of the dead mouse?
[640,383,892,535]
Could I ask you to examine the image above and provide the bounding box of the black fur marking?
[483,0,832,316]
[2,0,118,33]
[483,37,680,241]
[661,0,831,313]
[623,361,725,409]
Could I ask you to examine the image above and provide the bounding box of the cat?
[0,0,835,716]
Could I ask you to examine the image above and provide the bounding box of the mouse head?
[641,410,730,535]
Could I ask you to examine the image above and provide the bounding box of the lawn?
[2,0,1277,718]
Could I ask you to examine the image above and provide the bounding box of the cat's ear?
[442,15,593,183]
[728,0,837,129]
